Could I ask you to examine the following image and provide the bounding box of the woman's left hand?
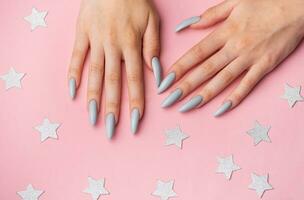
[159,0,304,116]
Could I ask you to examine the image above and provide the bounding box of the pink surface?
[1,0,304,199]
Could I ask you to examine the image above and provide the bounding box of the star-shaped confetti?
[83,177,109,200]
[281,84,304,108]
[34,118,60,142]
[248,173,273,198]
[24,7,48,31]
[1,68,25,90]
[247,121,271,146]
[17,184,44,200]
[152,180,177,200]
[164,126,189,149]
[216,155,240,180]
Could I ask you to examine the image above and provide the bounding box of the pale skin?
[68,0,160,134]
[163,0,304,114]
[68,0,304,134]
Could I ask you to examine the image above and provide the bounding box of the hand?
[159,0,304,116]
[68,0,161,138]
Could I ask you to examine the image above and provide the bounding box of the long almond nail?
[69,78,76,99]
[161,88,183,108]
[175,16,201,32]
[152,57,162,87]
[131,108,140,134]
[89,100,98,125]
[106,113,115,139]
[179,95,203,113]
[158,72,176,94]
[213,100,232,117]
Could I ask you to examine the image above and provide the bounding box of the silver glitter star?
[281,84,304,108]
[17,184,44,200]
[247,121,271,146]
[83,177,109,200]
[152,180,177,200]
[1,67,25,90]
[248,173,273,198]
[24,7,48,31]
[164,126,189,149]
[216,155,240,180]
[35,118,60,142]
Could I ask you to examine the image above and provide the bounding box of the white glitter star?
[152,180,177,200]
[1,67,25,90]
[34,118,60,142]
[247,121,271,146]
[248,173,273,198]
[24,7,48,31]
[164,126,189,149]
[281,83,304,108]
[216,155,241,180]
[83,177,109,200]
[17,184,44,200]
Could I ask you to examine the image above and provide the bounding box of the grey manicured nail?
[106,113,115,139]
[89,100,98,125]
[213,100,232,117]
[179,95,203,113]
[175,16,201,32]
[131,108,140,134]
[161,88,183,108]
[69,78,76,99]
[158,72,176,94]
[152,57,162,87]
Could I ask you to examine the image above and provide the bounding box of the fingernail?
[106,113,116,139]
[131,108,140,134]
[179,95,203,113]
[161,88,183,108]
[158,72,176,94]
[89,100,98,125]
[69,78,76,99]
[175,16,201,32]
[213,100,232,117]
[152,57,162,87]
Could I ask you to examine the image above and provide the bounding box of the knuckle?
[124,30,140,48]
[202,87,214,100]
[127,73,141,83]
[202,61,216,77]
[191,44,205,60]
[106,72,120,83]
[220,69,234,83]
[181,80,193,93]
[90,63,102,74]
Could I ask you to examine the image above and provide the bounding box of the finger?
[161,47,236,108]
[143,12,162,87]
[179,57,249,112]
[68,31,89,99]
[104,48,122,139]
[87,44,104,126]
[213,62,268,117]
[124,46,144,134]
[191,0,237,29]
[158,29,226,93]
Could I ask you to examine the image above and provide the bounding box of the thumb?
[192,0,237,29]
[143,12,162,87]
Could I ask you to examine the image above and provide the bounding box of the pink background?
[1,0,304,199]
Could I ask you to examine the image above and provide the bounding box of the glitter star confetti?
[164,126,189,149]
[281,83,304,108]
[83,177,109,200]
[34,118,60,142]
[1,67,25,90]
[247,121,271,146]
[17,184,44,200]
[216,155,241,180]
[248,173,273,198]
[24,7,48,31]
[152,180,177,200]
